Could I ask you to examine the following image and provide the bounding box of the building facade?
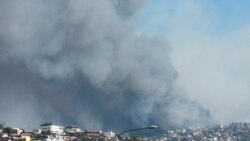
[40,123,64,135]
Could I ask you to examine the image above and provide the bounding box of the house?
[34,135,64,141]
[33,129,41,135]
[64,136,80,141]
[40,123,64,135]
[64,126,83,134]
[20,132,33,141]
[0,137,12,141]
[0,133,8,138]
[103,131,115,140]
[12,128,23,135]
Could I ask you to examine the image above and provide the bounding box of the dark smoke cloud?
[0,0,213,131]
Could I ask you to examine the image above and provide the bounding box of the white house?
[103,131,116,140]
[64,125,83,134]
[12,127,24,135]
[33,128,42,134]
[40,123,64,135]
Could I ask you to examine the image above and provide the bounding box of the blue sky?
[134,0,250,124]
[135,0,250,36]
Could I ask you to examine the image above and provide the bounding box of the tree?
[3,127,14,135]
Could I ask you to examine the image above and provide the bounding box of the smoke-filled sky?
[136,0,250,125]
[1,0,248,133]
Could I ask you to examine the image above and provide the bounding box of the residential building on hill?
[40,123,64,135]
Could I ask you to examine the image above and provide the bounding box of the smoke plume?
[0,0,212,131]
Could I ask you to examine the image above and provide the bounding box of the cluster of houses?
[150,122,250,141]
[0,122,116,141]
[3,122,250,141]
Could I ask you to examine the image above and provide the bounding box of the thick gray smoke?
[0,0,212,131]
